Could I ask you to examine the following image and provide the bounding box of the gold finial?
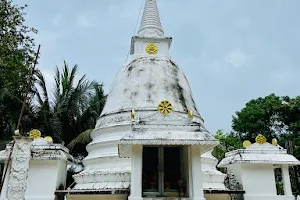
[131,109,135,119]
[29,129,41,140]
[188,110,193,118]
[158,100,173,115]
[14,129,20,136]
[255,134,267,144]
[145,43,158,54]
[44,136,53,143]
[272,138,278,145]
[243,140,252,148]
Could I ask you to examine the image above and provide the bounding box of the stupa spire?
[138,0,164,38]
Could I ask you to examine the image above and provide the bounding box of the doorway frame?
[142,146,187,197]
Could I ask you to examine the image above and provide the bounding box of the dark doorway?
[142,146,183,197]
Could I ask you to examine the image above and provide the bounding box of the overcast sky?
[15,0,300,134]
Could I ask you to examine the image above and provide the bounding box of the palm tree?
[34,61,106,155]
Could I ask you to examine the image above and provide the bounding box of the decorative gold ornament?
[131,109,135,119]
[188,110,193,118]
[29,129,41,140]
[255,135,267,144]
[44,136,53,143]
[158,100,173,115]
[243,140,252,148]
[14,129,20,136]
[145,43,158,54]
[272,138,278,145]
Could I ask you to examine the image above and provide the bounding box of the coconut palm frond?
[67,129,93,151]
[35,70,50,109]
[54,66,61,103]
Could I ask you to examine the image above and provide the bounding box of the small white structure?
[218,135,300,200]
[202,150,227,191]
[201,150,230,200]
[0,137,76,200]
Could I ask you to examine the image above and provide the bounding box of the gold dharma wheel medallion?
[145,43,158,54]
[158,100,173,115]
[255,135,267,145]
[29,129,41,140]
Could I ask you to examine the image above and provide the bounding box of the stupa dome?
[101,56,201,119]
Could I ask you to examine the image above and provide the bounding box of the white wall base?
[128,197,143,200]
[244,194,294,200]
[66,194,128,200]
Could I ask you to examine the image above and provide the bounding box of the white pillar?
[191,145,206,200]
[188,146,193,198]
[128,145,143,200]
[282,166,292,196]
[7,137,32,200]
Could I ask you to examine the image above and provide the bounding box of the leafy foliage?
[213,130,242,161]
[33,62,106,156]
[0,0,37,138]
[67,129,93,152]
[232,93,284,141]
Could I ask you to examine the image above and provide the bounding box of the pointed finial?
[272,138,278,145]
[138,0,164,38]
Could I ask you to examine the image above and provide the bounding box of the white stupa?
[71,0,225,199]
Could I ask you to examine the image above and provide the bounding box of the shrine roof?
[218,142,300,167]
[118,121,219,157]
[0,138,78,164]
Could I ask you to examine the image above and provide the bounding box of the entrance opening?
[142,146,186,197]
[274,168,284,195]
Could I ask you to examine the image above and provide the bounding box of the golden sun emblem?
[158,100,173,115]
[29,129,41,140]
[255,135,267,145]
[145,43,158,54]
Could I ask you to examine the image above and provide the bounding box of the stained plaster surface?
[101,57,200,118]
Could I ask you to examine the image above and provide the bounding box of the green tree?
[0,0,37,139]
[213,130,242,161]
[277,96,300,158]
[34,62,106,155]
[232,93,284,141]
[232,94,300,195]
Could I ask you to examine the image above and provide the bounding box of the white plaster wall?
[25,160,66,200]
[132,38,170,58]
[241,164,277,195]
[230,163,243,186]
[240,164,294,200]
